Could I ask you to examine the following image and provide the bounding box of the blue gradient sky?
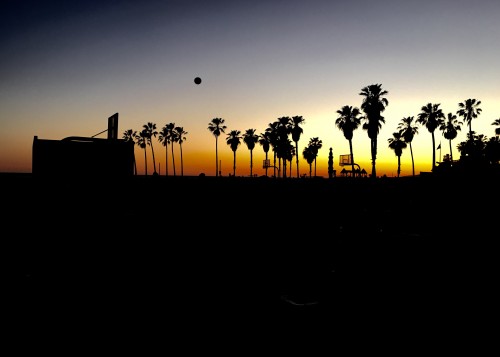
[1,0,499,177]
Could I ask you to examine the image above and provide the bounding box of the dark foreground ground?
[3,172,499,351]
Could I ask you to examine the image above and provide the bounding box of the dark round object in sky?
[194,77,201,85]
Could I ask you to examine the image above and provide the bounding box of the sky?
[1,0,499,177]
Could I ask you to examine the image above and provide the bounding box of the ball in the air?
[194,77,202,85]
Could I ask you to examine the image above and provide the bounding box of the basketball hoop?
[339,154,352,166]
[263,159,270,169]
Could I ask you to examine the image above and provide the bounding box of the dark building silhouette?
[32,113,135,177]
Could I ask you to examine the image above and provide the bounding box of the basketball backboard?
[339,154,352,166]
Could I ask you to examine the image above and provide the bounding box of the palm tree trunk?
[371,138,377,178]
[180,143,184,176]
[431,133,436,172]
[265,152,269,177]
[295,142,299,178]
[410,143,415,176]
[171,143,176,176]
[215,138,219,177]
[151,144,157,174]
[397,155,401,177]
[233,152,236,176]
[165,144,169,176]
[250,150,253,177]
[349,140,355,178]
[143,148,148,176]
[273,152,277,178]
[449,139,453,163]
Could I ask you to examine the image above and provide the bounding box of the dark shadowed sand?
[4,172,498,351]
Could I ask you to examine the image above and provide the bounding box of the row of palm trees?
[207,116,324,178]
[123,83,499,178]
[205,83,389,179]
[335,85,499,177]
[123,122,188,176]
[387,99,496,177]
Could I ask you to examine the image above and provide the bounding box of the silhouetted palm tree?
[360,83,389,178]
[266,121,280,177]
[280,138,295,178]
[174,126,188,176]
[208,118,227,177]
[302,145,315,178]
[335,105,362,178]
[457,98,482,141]
[158,124,171,176]
[439,112,462,164]
[135,130,148,176]
[485,136,500,164]
[308,137,322,177]
[122,129,137,175]
[491,118,500,136]
[276,116,291,178]
[457,131,488,162]
[417,103,445,172]
[226,130,242,176]
[242,128,259,177]
[143,122,158,175]
[397,116,419,177]
[388,132,407,177]
[290,115,305,178]
[258,131,272,177]
[165,123,177,176]
[286,142,296,178]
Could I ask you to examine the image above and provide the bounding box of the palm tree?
[359,83,389,178]
[439,112,462,164]
[492,118,500,136]
[266,121,280,178]
[208,118,227,177]
[174,126,188,176]
[308,137,322,177]
[276,116,291,178]
[158,124,171,176]
[135,130,148,176]
[457,98,482,141]
[142,122,158,175]
[279,138,295,178]
[286,142,296,178]
[226,130,242,176]
[335,105,362,178]
[290,115,305,178]
[122,129,137,175]
[485,136,500,165]
[165,123,177,176]
[242,128,259,177]
[258,131,272,177]
[397,116,419,177]
[416,103,445,172]
[388,132,407,177]
[457,131,488,162]
[302,145,315,178]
